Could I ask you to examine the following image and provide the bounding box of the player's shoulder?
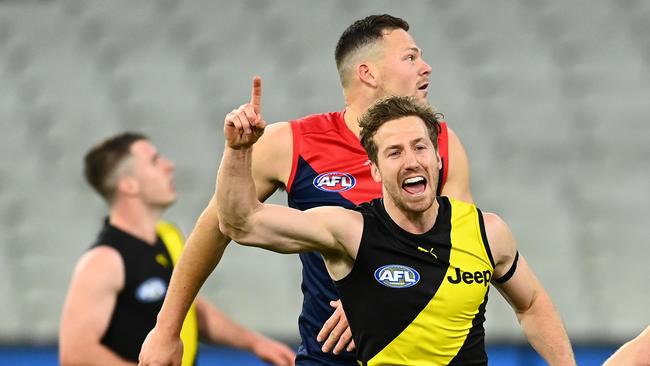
[69,245,125,291]
[77,244,124,276]
[481,211,508,231]
[254,119,292,151]
[252,121,294,186]
[257,120,291,145]
[254,120,292,157]
[480,211,517,264]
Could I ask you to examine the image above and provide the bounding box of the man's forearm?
[60,343,136,366]
[604,325,650,366]
[156,197,229,333]
[195,297,260,350]
[518,292,575,365]
[216,147,259,229]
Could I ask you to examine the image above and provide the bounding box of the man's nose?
[165,158,175,172]
[420,58,432,76]
[402,149,419,168]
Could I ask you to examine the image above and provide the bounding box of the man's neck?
[109,200,162,245]
[343,104,363,138]
[343,92,377,138]
[383,197,440,235]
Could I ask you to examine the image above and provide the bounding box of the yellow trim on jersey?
[157,221,198,366]
[368,199,494,365]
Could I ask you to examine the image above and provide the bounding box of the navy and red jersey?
[286,110,449,365]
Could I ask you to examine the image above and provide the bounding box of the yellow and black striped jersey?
[90,219,198,366]
[335,197,495,366]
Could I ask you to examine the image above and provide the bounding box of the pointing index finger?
[251,75,262,114]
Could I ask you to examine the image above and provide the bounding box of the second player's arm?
[139,124,292,365]
[195,297,296,366]
[60,247,135,366]
[485,213,576,366]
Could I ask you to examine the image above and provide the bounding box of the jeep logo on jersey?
[312,172,356,192]
[135,277,167,303]
[447,267,492,287]
[374,264,420,288]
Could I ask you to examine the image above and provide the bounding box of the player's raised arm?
[217,77,360,257]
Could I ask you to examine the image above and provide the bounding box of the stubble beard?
[386,184,434,218]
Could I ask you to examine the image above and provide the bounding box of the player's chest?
[290,143,381,205]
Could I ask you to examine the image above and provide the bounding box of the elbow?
[218,220,236,239]
[59,349,84,366]
[59,341,91,366]
[217,203,262,243]
[515,294,537,319]
[218,220,248,243]
[59,359,80,366]
[58,340,74,366]
[515,289,555,323]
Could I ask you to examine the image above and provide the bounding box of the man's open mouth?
[402,176,427,195]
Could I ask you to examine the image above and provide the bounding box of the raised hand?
[224,76,266,149]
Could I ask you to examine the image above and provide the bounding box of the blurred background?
[1,0,649,364]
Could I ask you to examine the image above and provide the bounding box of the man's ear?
[116,175,139,196]
[436,151,442,171]
[370,162,382,183]
[357,62,378,88]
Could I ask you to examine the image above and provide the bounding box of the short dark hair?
[359,96,441,164]
[84,132,147,202]
[335,14,410,86]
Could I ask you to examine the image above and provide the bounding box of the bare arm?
[440,126,473,204]
[218,146,356,256]
[194,297,296,366]
[140,77,356,366]
[139,198,231,365]
[139,94,291,365]
[60,247,135,366]
[485,213,575,366]
[604,325,650,366]
[217,77,359,270]
[139,177,289,366]
[162,118,292,324]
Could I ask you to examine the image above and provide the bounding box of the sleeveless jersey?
[91,219,198,365]
[336,197,495,365]
[287,111,449,364]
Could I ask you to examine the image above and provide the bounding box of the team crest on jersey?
[374,264,420,288]
[135,277,167,302]
[312,172,356,192]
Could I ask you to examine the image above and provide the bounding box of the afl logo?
[135,277,167,303]
[313,172,356,192]
[374,264,420,288]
